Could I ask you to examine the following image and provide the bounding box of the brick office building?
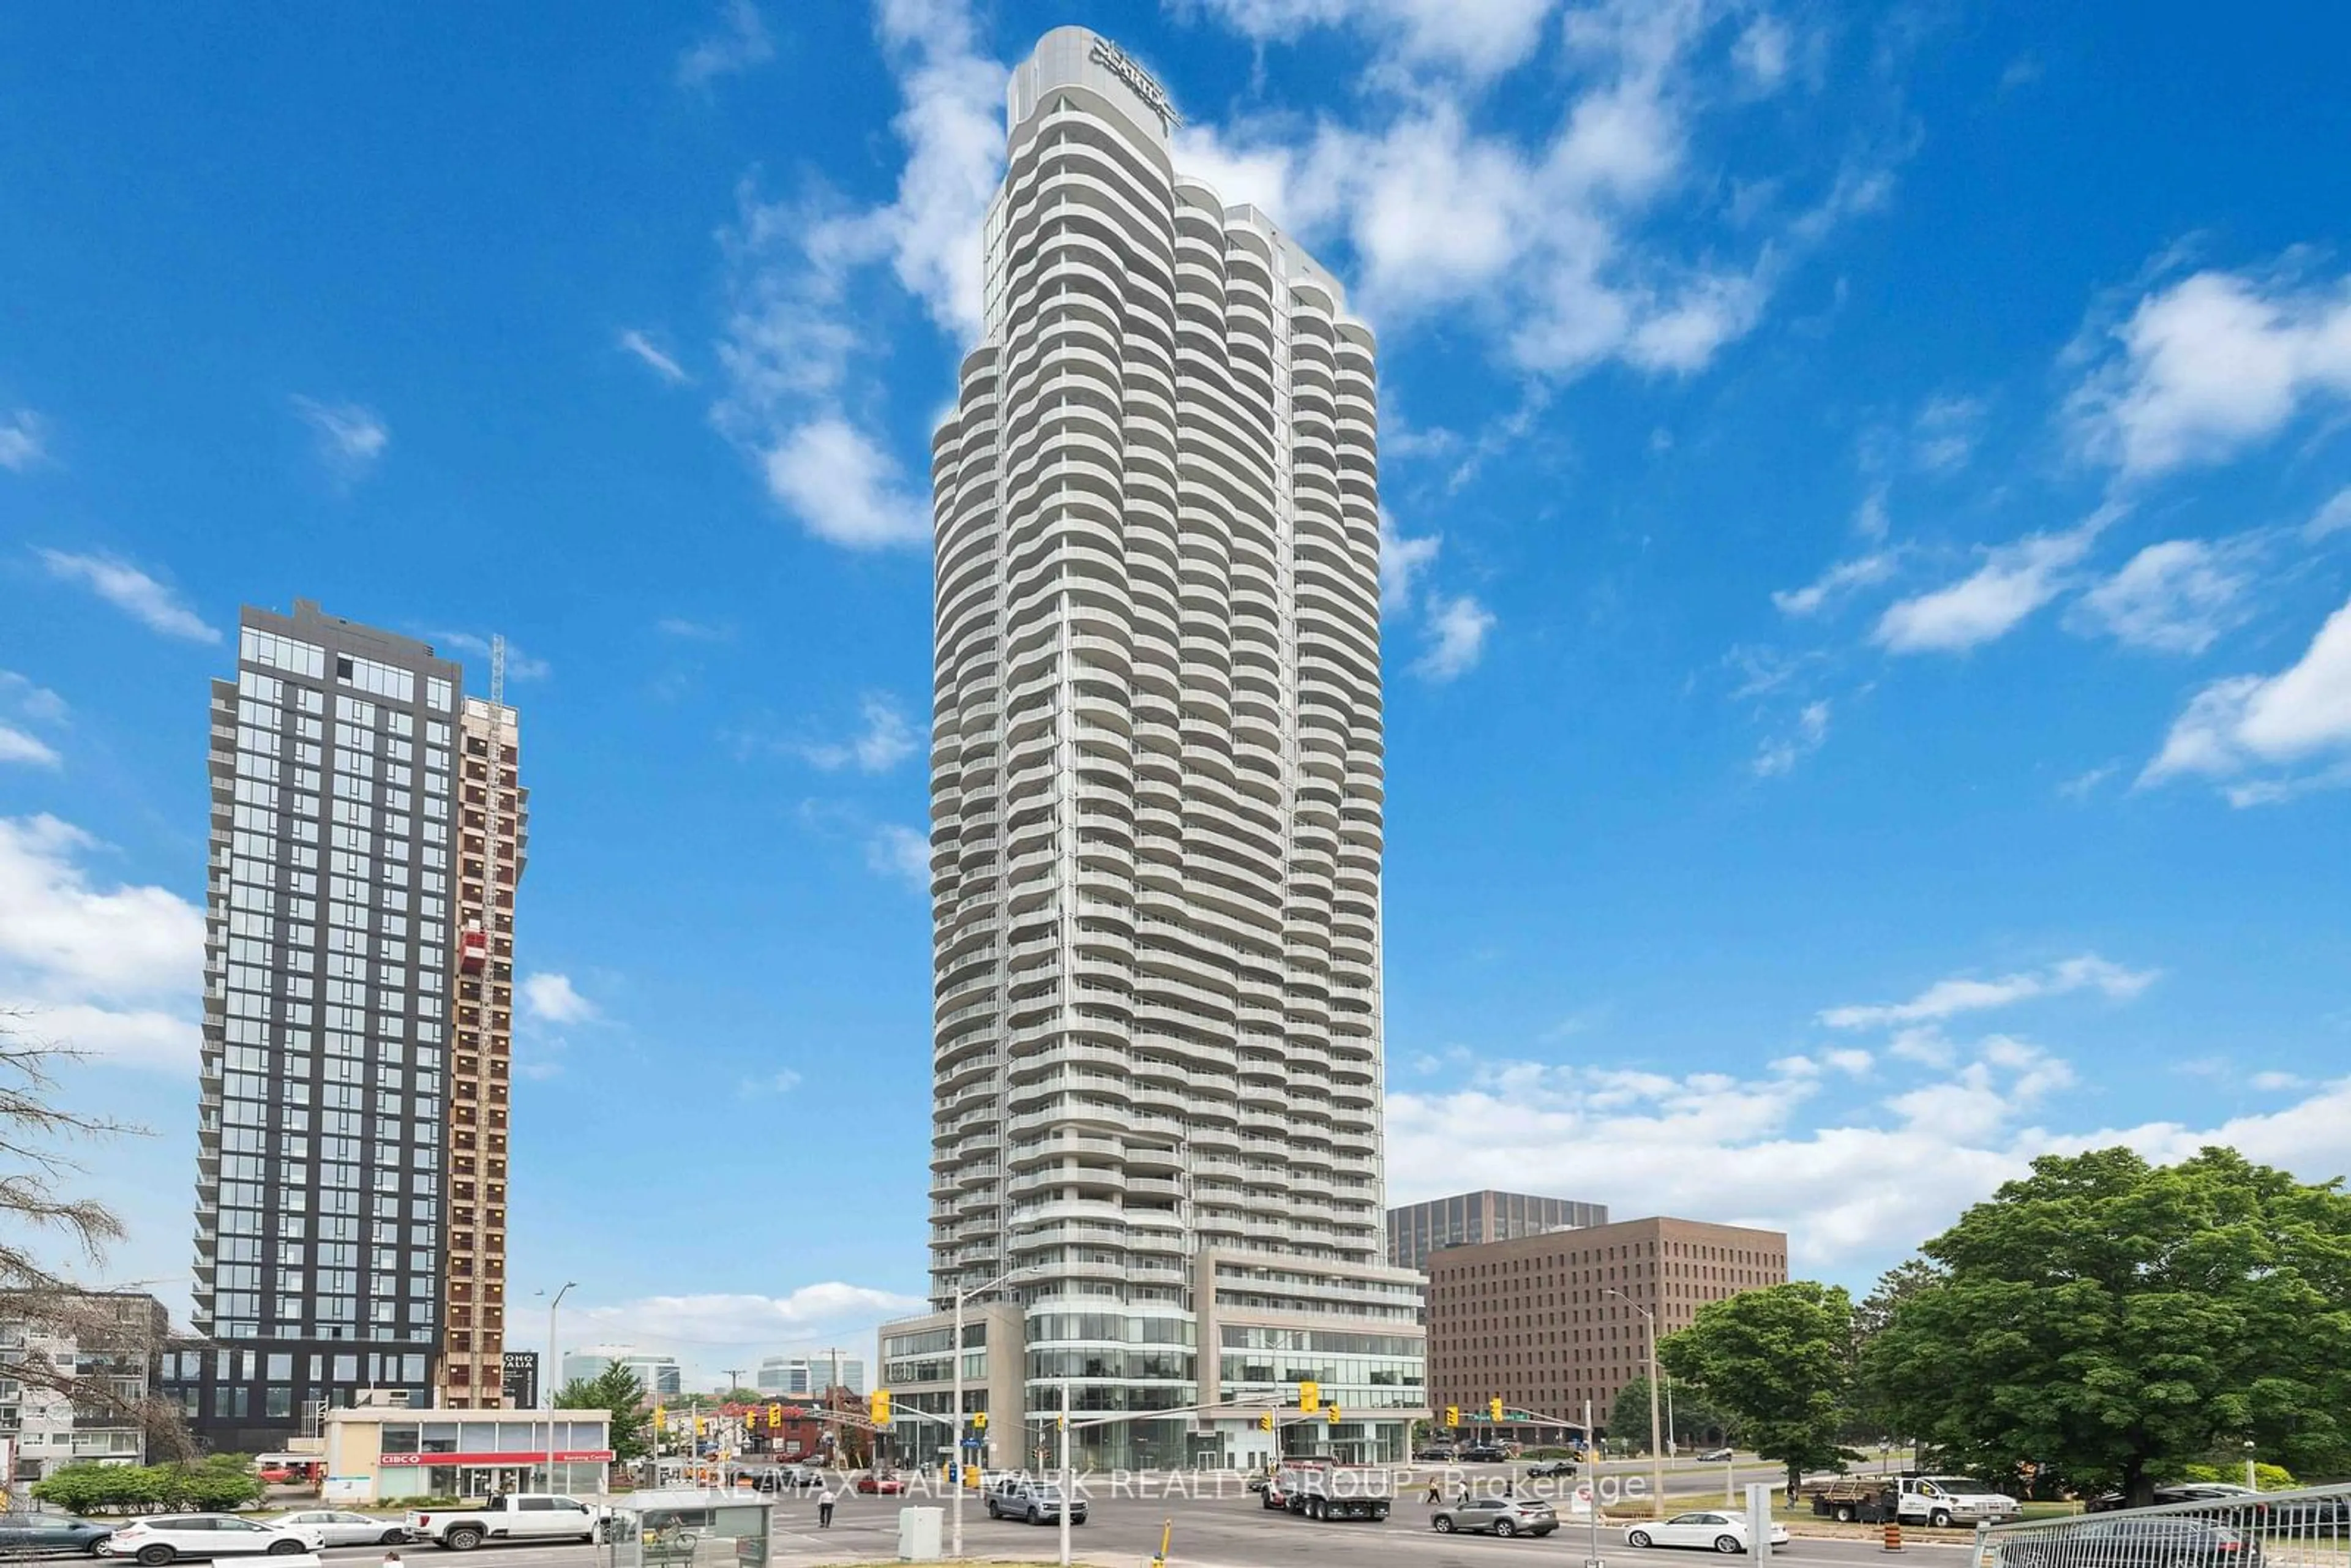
[1425,1215,1788,1439]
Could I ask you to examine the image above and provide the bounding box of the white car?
[263,1512,409,1548]
[1625,1512,1794,1554]
[100,1515,326,1565]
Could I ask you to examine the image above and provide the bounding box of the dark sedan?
[0,1514,113,1556]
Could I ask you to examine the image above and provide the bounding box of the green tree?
[1658,1280,1861,1496]
[1614,1372,1739,1452]
[31,1457,260,1514]
[1862,1146,2351,1507]
[555,1362,654,1461]
[1846,1258,1946,1441]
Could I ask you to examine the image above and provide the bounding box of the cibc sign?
[1088,36,1180,129]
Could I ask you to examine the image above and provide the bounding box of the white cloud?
[740,1068,802,1097]
[1752,699,1830,778]
[0,410,48,471]
[1185,0,1891,381]
[618,329,690,385]
[1853,486,1890,541]
[1820,952,2157,1030]
[760,418,929,548]
[2069,537,2253,656]
[655,618,733,642]
[1414,593,1496,681]
[1731,13,1792,90]
[1390,1042,2351,1269]
[34,550,219,643]
[1873,512,2112,654]
[2058,762,2120,801]
[676,0,774,88]
[2142,592,2351,800]
[0,726,60,769]
[2308,486,2351,541]
[1911,394,1986,474]
[290,395,389,482]
[1772,552,1895,618]
[1182,0,1562,79]
[2069,260,2351,479]
[0,672,68,726]
[798,696,921,773]
[866,824,932,891]
[0,815,204,1072]
[1383,1043,2040,1266]
[521,972,599,1026]
[2250,1070,2308,1093]
[570,1282,929,1369]
[1378,512,1442,616]
[430,631,552,682]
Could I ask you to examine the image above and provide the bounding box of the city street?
[333,1483,1974,1568]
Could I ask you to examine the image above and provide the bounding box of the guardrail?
[1978,1485,2351,1568]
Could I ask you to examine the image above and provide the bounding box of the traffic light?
[694,1415,707,1436]
[869,1389,892,1426]
[1445,1405,1460,1429]
[1258,1411,1275,1432]
[768,1403,784,1428]
[653,1407,668,1430]
[1326,1404,1340,1427]
[972,1411,988,1431]
[1299,1379,1321,1414]
[1488,1397,1504,1424]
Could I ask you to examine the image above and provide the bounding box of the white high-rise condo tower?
[905,27,1426,1471]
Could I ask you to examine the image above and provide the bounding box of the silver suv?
[984,1479,1088,1526]
[1433,1497,1559,1538]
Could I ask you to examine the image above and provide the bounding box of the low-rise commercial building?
[320,1405,610,1502]
[1389,1191,1609,1274]
[1425,1216,1788,1439]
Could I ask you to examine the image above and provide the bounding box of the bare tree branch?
[0,1007,193,1461]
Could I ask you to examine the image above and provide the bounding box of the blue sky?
[4,0,2349,1383]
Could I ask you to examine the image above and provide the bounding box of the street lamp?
[1607,1288,1665,1518]
[542,1282,577,1490]
[950,1266,1036,1560]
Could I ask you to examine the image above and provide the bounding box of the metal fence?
[1979,1485,2351,1568]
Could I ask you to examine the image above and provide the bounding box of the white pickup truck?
[1900,1476,2023,1528]
[405,1495,610,1550]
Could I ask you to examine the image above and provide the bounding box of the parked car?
[2087,1484,2262,1515]
[1625,1511,1793,1553]
[260,1512,407,1548]
[1460,1444,1507,1464]
[983,1478,1086,1526]
[0,1512,114,1556]
[1414,1445,1460,1462]
[1697,1448,1737,1464]
[1526,1460,1580,1479]
[2003,1518,2265,1568]
[1432,1498,1559,1538]
[253,1469,295,1487]
[853,1474,906,1496]
[98,1516,326,1565]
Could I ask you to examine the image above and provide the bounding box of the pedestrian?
[817,1484,837,1528]
[1425,1477,1441,1506]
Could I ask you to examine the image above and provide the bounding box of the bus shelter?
[604,1490,771,1568]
